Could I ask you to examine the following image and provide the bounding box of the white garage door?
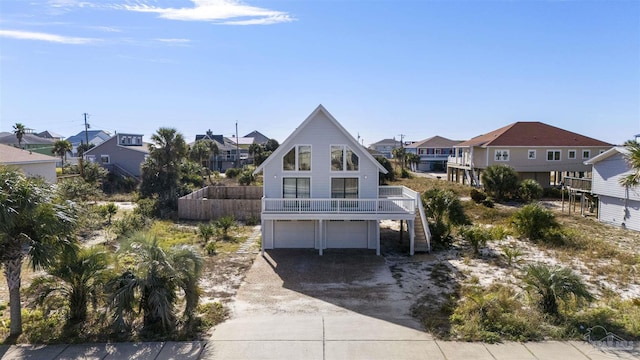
[274,221,315,248]
[326,221,368,248]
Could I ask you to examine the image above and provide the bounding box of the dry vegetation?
[386,172,640,342]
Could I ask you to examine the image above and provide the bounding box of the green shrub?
[481,197,495,208]
[197,302,228,329]
[523,263,595,317]
[400,168,411,178]
[458,225,492,254]
[470,188,487,203]
[215,215,236,240]
[225,168,240,179]
[481,164,519,202]
[112,212,150,238]
[501,245,524,267]
[245,216,259,226]
[205,240,217,255]
[519,179,544,203]
[136,197,161,218]
[423,188,469,249]
[198,222,215,243]
[511,203,558,241]
[238,169,255,185]
[450,284,543,342]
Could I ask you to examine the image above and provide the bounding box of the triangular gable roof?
[0,144,57,164]
[369,138,401,147]
[244,130,270,144]
[254,105,388,175]
[84,136,150,155]
[407,135,462,149]
[584,146,627,165]
[66,130,111,145]
[456,122,612,148]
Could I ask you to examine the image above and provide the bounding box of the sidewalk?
[2,314,638,359]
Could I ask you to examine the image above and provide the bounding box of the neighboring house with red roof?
[447,122,613,187]
[83,133,149,178]
[405,136,462,172]
[0,144,58,183]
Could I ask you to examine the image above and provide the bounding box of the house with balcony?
[193,133,252,172]
[584,146,640,231]
[405,136,461,172]
[446,122,613,187]
[84,133,149,178]
[253,105,430,255]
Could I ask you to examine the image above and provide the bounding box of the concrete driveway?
[203,250,640,360]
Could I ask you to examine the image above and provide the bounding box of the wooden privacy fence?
[178,186,263,221]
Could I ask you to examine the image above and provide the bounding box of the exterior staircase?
[413,203,431,252]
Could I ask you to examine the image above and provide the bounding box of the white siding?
[592,153,640,201]
[599,195,640,232]
[262,111,380,200]
[18,162,57,183]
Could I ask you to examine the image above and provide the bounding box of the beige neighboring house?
[447,121,613,187]
[0,144,58,182]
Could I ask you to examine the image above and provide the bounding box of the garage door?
[274,221,315,248]
[326,221,368,248]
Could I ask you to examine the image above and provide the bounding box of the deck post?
[319,219,323,256]
[376,220,380,256]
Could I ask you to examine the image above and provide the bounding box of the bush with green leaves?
[98,202,118,224]
[510,203,559,241]
[450,284,543,342]
[112,212,150,238]
[523,263,595,317]
[423,188,469,249]
[224,168,240,179]
[469,188,487,203]
[205,241,217,255]
[57,177,103,202]
[238,169,255,185]
[215,215,236,240]
[501,245,524,267]
[135,197,161,218]
[108,233,203,334]
[458,225,493,254]
[481,164,519,202]
[519,179,544,203]
[198,222,215,243]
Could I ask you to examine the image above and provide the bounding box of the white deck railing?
[262,198,415,214]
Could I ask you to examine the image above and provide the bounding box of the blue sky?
[1,0,638,146]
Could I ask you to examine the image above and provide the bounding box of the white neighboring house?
[585,146,640,231]
[253,105,430,255]
[0,144,58,183]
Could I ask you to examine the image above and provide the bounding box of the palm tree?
[481,164,519,201]
[248,143,264,166]
[13,123,26,149]
[28,246,111,323]
[190,140,213,182]
[0,166,78,335]
[621,139,640,187]
[109,232,202,333]
[422,188,469,247]
[210,141,220,172]
[140,128,188,210]
[523,263,594,317]
[52,140,73,173]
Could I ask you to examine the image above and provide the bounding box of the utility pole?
[83,113,90,146]
[235,121,240,168]
[398,134,405,170]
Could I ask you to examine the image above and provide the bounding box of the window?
[582,150,591,159]
[100,155,110,164]
[547,150,561,161]
[283,145,311,171]
[283,178,310,198]
[528,150,536,159]
[331,178,358,198]
[494,149,510,161]
[331,145,359,171]
[568,150,576,159]
[121,137,126,144]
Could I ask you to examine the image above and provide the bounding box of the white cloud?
[121,0,294,25]
[155,38,192,45]
[0,29,98,44]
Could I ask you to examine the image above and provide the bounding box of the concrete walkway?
[2,318,638,360]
